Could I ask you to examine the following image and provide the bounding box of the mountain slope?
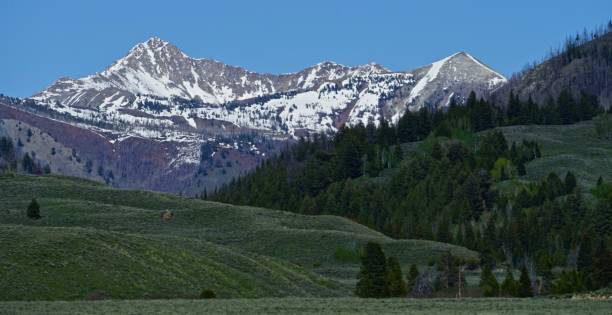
[493,30,612,107]
[0,99,281,195]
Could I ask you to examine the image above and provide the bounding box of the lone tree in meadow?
[26,198,41,219]
[356,242,388,298]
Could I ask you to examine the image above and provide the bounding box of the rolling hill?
[0,224,343,300]
[0,174,476,300]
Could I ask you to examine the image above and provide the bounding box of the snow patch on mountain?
[408,53,459,104]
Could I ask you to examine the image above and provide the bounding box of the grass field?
[0,224,344,300]
[1,298,610,315]
[0,174,476,300]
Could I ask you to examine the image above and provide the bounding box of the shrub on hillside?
[26,198,40,219]
[200,289,216,299]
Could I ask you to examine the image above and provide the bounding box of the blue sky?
[1,0,611,97]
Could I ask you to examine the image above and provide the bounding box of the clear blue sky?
[1,0,611,97]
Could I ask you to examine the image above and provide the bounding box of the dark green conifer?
[26,198,40,220]
[592,240,612,289]
[479,265,499,297]
[564,171,577,194]
[406,264,419,289]
[517,264,533,297]
[517,160,526,176]
[385,257,407,297]
[500,268,517,297]
[356,242,388,298]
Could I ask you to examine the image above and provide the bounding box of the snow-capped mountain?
[1,37,507,195]
[33,37,506,137]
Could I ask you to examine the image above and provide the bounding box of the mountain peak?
[457,52,507,82]
[124,36,183,61]
[135,36,171,50]
[311,60,344,70]
[355,62,389,74]
[101,37,188,75]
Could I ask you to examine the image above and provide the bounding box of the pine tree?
[431,141,443,160]
[356,242,388,298]
[576,232,594,288]
[517,160,526,176]
[597,176,604,186]
[436,217,451,243]
[592,201,612,237]
[514,188,531,210]
[406,264,419,289]
[481,217,497,269]
[299,196,317,214]
[501,268,517,297]
[465,224,476,249]
[552,270,587,294]
[545,172,565,199]
[480,265,499,297]
[509,142,519,163]
[534,145,542,158]
[557,90,576,125]
[480,247,495,271]
[26,198,41,219]
[436,251,463,289]
[517,264,533,297]
[577,232,594,275]
[500,166,508,181]
[385,257,407,297]
[416,108,431,140]
[22,153,35,174]
[464,175,484,218]
[564,171,577,194]
[506,90,521,123]
[392,145,403,166]
[591,240,612,289]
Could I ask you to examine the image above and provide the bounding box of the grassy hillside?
[0,174,476,300]
[2,298,611,315]
[0,224,343,300]
[500,120,612,189]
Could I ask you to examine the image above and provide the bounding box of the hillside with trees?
[494,22,612,109]
[210,88,612,295]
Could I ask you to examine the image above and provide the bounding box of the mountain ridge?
[1,37,507,194]
[32,37,506,136]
